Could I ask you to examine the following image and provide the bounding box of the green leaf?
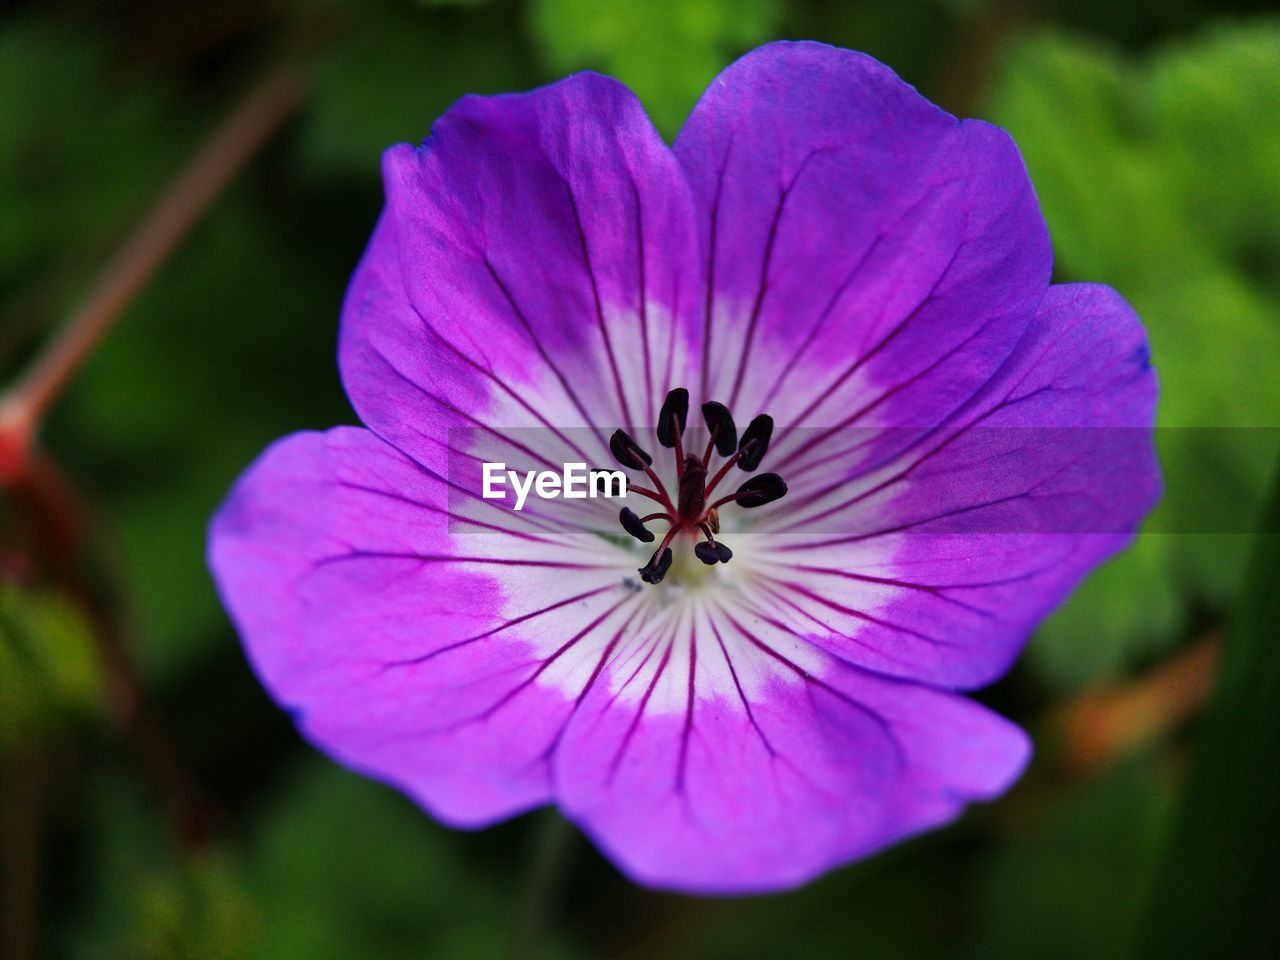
[529,0,781,137]
[985,23,1280,689]
[297,0,537,178]
[55,771,257,960]
[1135,464,1280,959]
[243,760,579,960]
[0,581,101,748]
[0,17,185,288]
[133,854,257,960]
[971,757,1174,960]
[1149,27,1280,263]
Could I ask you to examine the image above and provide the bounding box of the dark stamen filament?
[626,484,673,510]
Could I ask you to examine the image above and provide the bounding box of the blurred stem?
[0,56,308,855]
[1054,632,1220,779]
[10,450,214,850]
[0,59,306,484]
[0,749,49,960]
[1136,465,1280,959]
[933,0,1030,115]
[990,629,1223,833]
[511,810,577,960]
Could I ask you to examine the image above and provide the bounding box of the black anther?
[694,541,720,565]
[619,507,656,543]
[701,401,737,456]
[737,414,773,471]
[656,388,689,449]
[734,472,787,508]
[609,428,653,470]
[638,547,674,584]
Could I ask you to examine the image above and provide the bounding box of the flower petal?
[751,283,1160,688]
[673,41,1051,442]
[553,603,1029,893]
[208,427,641,825]
[341,72,702,476]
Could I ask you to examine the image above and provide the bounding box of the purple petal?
[208,427,639,825]
[674,41,1051,440]
[341,72,702,472]
[554,606,1029,893]
[750,283,1160,688]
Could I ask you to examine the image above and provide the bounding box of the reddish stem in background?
[0,59,308,856]
[0,63,305,482]
[1057,632,1221,778]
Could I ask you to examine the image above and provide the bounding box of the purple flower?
[208,42,1158,893]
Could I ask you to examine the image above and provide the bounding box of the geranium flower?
[208,41,1158,893]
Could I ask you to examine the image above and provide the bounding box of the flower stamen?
[613,387,787,583]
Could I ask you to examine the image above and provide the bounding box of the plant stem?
[1137,464,1280,960]
[9,449,215,849]
[510,810,577,960]
[0,749,49,960]
[0,54,309,852]
[0,61,305,482]
[1054,631,1220,778]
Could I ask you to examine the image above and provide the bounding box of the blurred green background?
[2,1,1278,957]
